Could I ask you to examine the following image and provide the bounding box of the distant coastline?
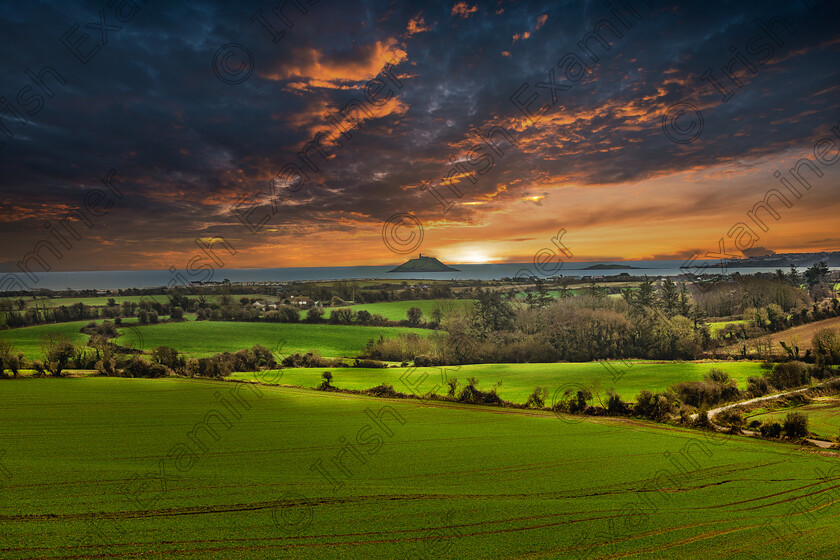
[583,264,645,270]
[2,255,838,291]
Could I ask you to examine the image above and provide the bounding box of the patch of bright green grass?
[337,299,473,321]
[0,377,836,559]
[707,320,748,337]
[115,320,433,358]
[0,321,92,359]
[232,360,765,403]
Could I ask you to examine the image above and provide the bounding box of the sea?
[6,260,834,291]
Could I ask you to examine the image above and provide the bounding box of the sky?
[0,0,839,272]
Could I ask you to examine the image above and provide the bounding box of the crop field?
[0,321,94,359]
[231,360,764,403]
[747,396,840,440]
[114,321,433,358]
[721,316,840,357]
[0,317,183,360]
[338,299,474,321]
[0,377,837,559]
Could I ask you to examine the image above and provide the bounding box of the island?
[583,264,645,270]
[388,254,460,273]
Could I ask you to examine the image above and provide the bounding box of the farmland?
[339,299,474,322]
[747,396,840,440]
[0,321,93,360]
[722,316,840,356]
[0,377,838,559]
[232,360,765,403]
[113,320,433,358]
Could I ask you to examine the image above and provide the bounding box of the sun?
[453,250,493,264]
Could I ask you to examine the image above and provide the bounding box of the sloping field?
[0,377,837,559]
[748,396,840,440]
[722,316,840,356]
[232,360,765,403]
[114,321,433,358]
[0,321,93,360]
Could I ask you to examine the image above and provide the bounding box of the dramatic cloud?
[0,0,838,271]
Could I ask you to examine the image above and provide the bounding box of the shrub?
[457,378,503,405]
[445,377,458,397]
[605,390,628,415]
[41,335,76,377]
[525,386,546,408]
[693,410,709,428]
[766,361,810,390]
[366,384,399,398]
[318,371,333,390]
[746,376,769,398]
[634,390,672,421]
[669,369,740,408]
[151,346,184,371]
[0,340,21,377]
[813,328,840,369]
[31,360,47,377]
[759,422,782,438]
[782,412,809,439]
[353,358,386,368]
[306,306,324,322]
[413,354,433,367]
[716,410,744,430]
[282,352,341,368]
[122,357,170,378]
[274,305,301,323]
[329,308,355,324]
[406,307,423,326]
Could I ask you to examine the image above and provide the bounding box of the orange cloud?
[452,2,478,18]
[407,13,430,35]
[261,38,408,89]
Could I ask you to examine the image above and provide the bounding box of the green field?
[0,317,184,360]
[707,320,748,337]
[337,299,473,322]
[114,321,433,358]
[0,321,93,359]
[232,360,765,403]
[747,396,840,440]
[0,377,837,559]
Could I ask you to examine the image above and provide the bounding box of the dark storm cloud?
[0,0,838,268]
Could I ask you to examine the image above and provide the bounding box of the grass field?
[114,321,433,358]
[0,317,182,360]
[0,321,93,359]
[707,320,747,337]
[232,360,766,403]
[336,299,474,322]
[747,396,840,440]
[0,377,837,559]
